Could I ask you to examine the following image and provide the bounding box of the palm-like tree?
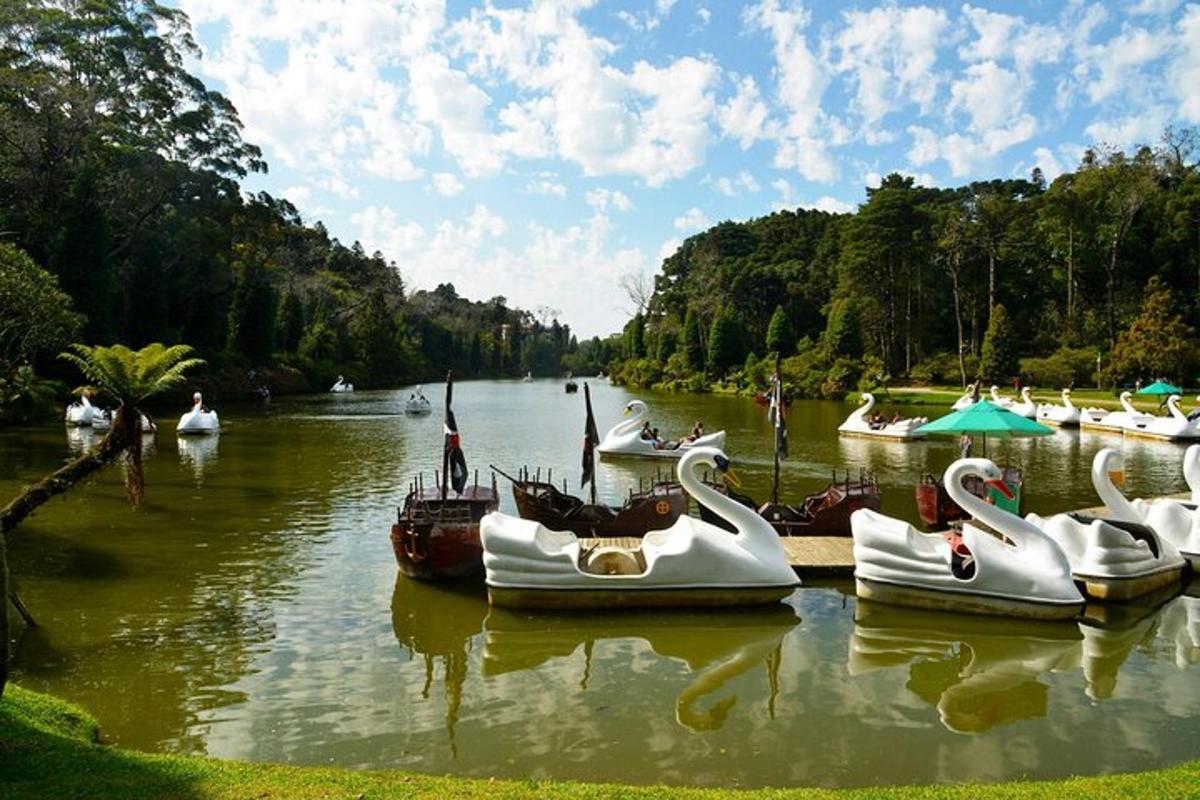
[1,343,203,695]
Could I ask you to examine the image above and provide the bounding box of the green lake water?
[3,379,1199,788]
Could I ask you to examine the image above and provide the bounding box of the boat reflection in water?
[390,575,486,757]
[481,605,798,732]
[177,433,219,482]
[849,601,1082,734]
[850,585,1198,733]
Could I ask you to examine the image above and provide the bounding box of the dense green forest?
[0,1,580,421]
[608,134,1200,397]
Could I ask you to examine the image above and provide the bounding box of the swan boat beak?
[985,478,1015,501]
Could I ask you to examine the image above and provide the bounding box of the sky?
[177,0,1200,338]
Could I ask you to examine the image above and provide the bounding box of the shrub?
[1021,347,1098,388]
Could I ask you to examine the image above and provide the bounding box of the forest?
[0,1,579,422]
[608,133,1200,398]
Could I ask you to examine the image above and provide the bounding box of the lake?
[3,379,1198,788]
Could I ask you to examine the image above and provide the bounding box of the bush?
[910,351,974,385]
[821,357,862,399]
[1021,347,1098,389]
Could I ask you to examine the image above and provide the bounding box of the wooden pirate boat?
[700,469,880,537]
[497,465,687,538]
[915,466,1023,529]
[390,373,499,580]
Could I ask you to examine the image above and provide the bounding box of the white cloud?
[673,207,710,232]
[585,189,633,212]
[697,7,711,26]
[1080,25,1171,104]
[771,178,794,207]
[709,170,761,197]
[1170,6,1200,122]
[802,196,855,214]
[950,61,1025,133]
[281,185,312,206]
[833,4,949,125]
[527,179,568,197]
[658,237,682,263]
[431,172,464,197]
[1129,0,1182,15]
[1085,106,1173,149]
[959,5,1066,76]
[906,126,940,166]
[717,75,772,149]
[1026,146,1065,181]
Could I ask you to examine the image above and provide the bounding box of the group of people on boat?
[638,419,706,450]
[864,411,905,430]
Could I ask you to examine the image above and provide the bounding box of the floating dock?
[593,536,856,577]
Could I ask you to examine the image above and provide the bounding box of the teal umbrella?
[917,400,1054,440]
[1137,380,1183,395]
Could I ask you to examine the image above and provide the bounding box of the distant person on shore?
[959,433,973,459]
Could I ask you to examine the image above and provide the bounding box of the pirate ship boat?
[701,358,880,536]
[495,383,688,537]
[390,373,499,580]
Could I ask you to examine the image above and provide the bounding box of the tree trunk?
[988,247,996,318]
[0,409,133,535]
[1,530,8,697]
[1107,231,1120,350]
[1067,220,1074,330]
[949,252,967,388]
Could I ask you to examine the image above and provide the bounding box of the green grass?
[3,685,1200,799]
[876,386,1184,412]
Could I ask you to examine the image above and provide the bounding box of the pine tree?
[979,304,1018,383]
[681,307,703,371]
[276,292,305,353]
[656,328,676,362]
[354,289,403,385]
[1107,278,1199,383]
[707,310,741,376]
[227,262,276,363]
[824,298,862,359]
[765,305,795,356]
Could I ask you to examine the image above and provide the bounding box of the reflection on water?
[481,606,796,733]
[177,433,219,482]
[3,383,1200,788]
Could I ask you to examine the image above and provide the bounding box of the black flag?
[768,366,788,459]
[443,372,467,496]
[581,382,600,498]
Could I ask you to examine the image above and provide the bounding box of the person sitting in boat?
[640,421,655,441]
[867,412,885,430]
[890,412,903,425]
[686,421,704,442]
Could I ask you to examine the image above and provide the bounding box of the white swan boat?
[1026,448,1186,601]
[989,386,1015,409]
[1129,444,1200,570]
[405,385,432,415]
[1080,391,1154,432]
[851,457,1084,620]
[64,394,103,427]
[951,384,980,410]
[1121,394,1200,441]
[330,375,354,393]
[480,447,800,609]
[837,392,927,441]
[1036,388,1080,427]
[1011,387,1037,419]
[596,400,725,458]
[177,392,220,435]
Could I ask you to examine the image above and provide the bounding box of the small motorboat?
[390,375,500,580]
[405,386,432,415]
[481,447,800,610]
[597,400,725,459]
[1011,387,1037,419]
[64,392,102,427]
[1121,394,1200,441]
[1025,448,1186,601]
[951,383,980,410]
[837,392,927,441]
[500,466,688,538]
[1129,444,1200,570]
[1079,391,1153,432]
[176,392,219,435]
[1036,388,1080,427]
[914,465,1023,529]
[330,375,354,393]
[852,457,1084,620]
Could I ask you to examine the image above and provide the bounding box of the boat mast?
[772,353,782,506]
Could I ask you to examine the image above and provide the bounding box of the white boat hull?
[488,584,796,610]
[855,578,1083,621]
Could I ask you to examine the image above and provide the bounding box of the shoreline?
[3,685,1200,799]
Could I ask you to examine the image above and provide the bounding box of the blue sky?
[178,0,1200,337]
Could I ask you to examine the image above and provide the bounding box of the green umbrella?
[917,400,1054,440]
[1137,380,1183,395]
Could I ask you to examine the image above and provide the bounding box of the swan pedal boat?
[1035,388,1080,427]
[330,376,354,393]
[481,447,800,610]
[1026,448,1186,601]
[838,392,927,441]
[64,395,102,427]
[177,393,219,435]
[1079,391,1154,433]
[1119,394,1200,441]
[951,384,980,410]
[852,457,1084,620]
[405,386,432,415]
[1005,387,1037,419]
[1129,444,1200,571]
[597,400,726,459]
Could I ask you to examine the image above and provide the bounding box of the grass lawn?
[876,385,1189,412]
[3,684,1200,799]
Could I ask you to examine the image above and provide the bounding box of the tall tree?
[979,304,1018,384]
[765,305,795,356]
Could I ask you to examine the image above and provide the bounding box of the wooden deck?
[592,535,856,577]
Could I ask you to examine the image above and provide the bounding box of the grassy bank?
[3,685,1200,799]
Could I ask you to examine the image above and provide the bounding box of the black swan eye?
[714,454,731,472]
